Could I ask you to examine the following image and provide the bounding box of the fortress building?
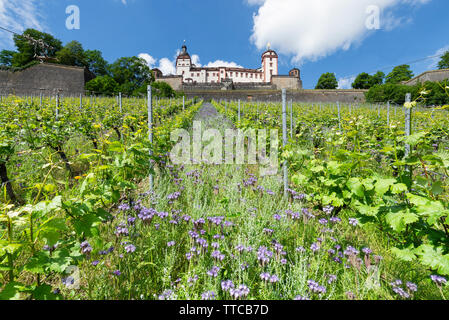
[175,43,278,84]
[154,43,302,91]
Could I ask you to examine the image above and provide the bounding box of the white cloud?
[191,54,201,67]
[248,0,432,64]
[138,53,157,69]
[158,57,176,75]
[338,76,356,89]
[0,0,46,49]
[205,60,244,68]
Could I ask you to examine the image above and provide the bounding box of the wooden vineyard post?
[282,89,288,198]
[80,93,83,110]
[183,95,185,111]
[148,85,154,192]
[405,93,412,175]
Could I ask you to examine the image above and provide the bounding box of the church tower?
[261,43,278,83]
[176,42,192,77]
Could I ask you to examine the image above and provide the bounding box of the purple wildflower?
[124,244,136,253]
[201,291,216,300]
[167,241,176,247]
[221,280,235,292]
[348,218,359,227]
[431,275,447,286]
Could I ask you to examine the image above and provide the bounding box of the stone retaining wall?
[0,63,94,96]
[184,89,367,103]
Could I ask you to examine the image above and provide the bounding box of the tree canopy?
[352,71,385,89]
[438,51,449,70]
[2,28,171,96]
[11,29,63,67]
[315,72,338,89]
[0,50,15,66]
[84,50,109,76]
[385,65,414,84]
[56,41,86,67]
[108,56,154,95]
[366,80,449,105]
[85,75,119,95]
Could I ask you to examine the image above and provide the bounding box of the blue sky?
[0,0,448,89]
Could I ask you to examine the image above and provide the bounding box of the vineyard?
[1,91,449,300]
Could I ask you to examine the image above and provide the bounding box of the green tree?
[315,72,338,89]
[135,81,175,98]
[55,40,86,67]
[108,56,153,95]
[85,75,119,95]
[84,50,109,76]
[0,50,15,66]
[11,29,63,67]
[366,83,420,104]
[352,73,372,89]
[352,71,385,89]
[370,71,385,87]
[385,65,414,84]
[438,51,449,70]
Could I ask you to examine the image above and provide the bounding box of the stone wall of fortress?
[183,89,368,103]
[0,63,94,96]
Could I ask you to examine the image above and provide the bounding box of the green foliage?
[108,56,153,96]
[0,50,15,67]
[366,80,449,105]
[55,41,86,67]
[352,73,372,89]
[11,29,63,67]
[370,71,385,87]
[0,94,202,300]
[84,50,109,76]
[135,81,175,98]
[438,51,449,70]
[385,65,414,84]
[366,83,419,104]
[85,75,119,95]
[315,72,338,89]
